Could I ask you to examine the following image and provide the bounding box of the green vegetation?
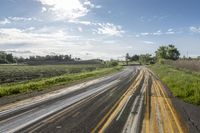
[0,64,105,84]
[125,53,155,65]
[124,44,180,65]
[155,45,180,61]
[0,66,122,97]
[0,51,16,64]
[105,60,119,67]
[163,59,200,72]
[0,51,104,65]
[0,51,76,64]
[139,54,155,65]
[150,64,200,105]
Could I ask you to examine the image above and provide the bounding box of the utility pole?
[125,53,129,66]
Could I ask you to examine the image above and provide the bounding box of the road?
[0,66,189,133]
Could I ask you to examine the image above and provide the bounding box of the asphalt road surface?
[0,66,195,133]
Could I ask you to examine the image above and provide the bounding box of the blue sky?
[0,0,200,59]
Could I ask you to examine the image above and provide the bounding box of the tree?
[155,45,180,60]
[139,54,153,64]
[0,51,7,63]
[166,45,180,60]
[6,53,16,63]
[155,46,167,59]
[130,55,139,61]
[0,51,16,63]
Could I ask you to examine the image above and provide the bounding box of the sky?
[0,0,200,60]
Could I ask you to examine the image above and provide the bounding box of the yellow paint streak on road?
[91,69,144,133]
[145,86,150,133]
[91,67,187,133]
[142,68,188,133]
[155,79,186,133]
[153,80,174,133]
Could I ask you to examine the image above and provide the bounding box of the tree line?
[0,51,80,64]
[125,44,181,65]
[0,51,16,64]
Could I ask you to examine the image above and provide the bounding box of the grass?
[164,59,200,72]
[0,66,122,97]
[150,64,200,105]
[0,64,105,84]
[118,61,140,66]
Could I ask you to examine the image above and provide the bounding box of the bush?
[106,61,119,67]
[110,61,118,66]
[158,59,165,64]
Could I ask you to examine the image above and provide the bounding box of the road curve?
[0,66,189,133]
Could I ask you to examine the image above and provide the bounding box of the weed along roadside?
[149,64,200,105]
[0,66,122,97]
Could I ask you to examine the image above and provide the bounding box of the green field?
[0,66,122,97]
[150,64,200,105]
[0,64,105,84]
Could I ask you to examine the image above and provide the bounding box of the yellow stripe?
[145,79,150,133]
[92,70,144,132]
[156,79,184,133]
[153,80,174,133]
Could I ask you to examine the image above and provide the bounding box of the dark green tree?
[0,51,7,63]
[166,45,180,60]
[130,55,139,61]
[6,53,16,63]
[155,45,180,60]
[155,46,168,59]
[139,54,153,64]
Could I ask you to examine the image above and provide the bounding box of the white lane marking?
[116,95,132,121]
[156,103,164,133]
[0,79,120,133]
[0,71,123,116]
[122,77,147,133]
[122,96,139,133]
[130,96,144,133]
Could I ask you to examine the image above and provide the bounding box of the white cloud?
[153,30,162,35]
[103,40,116,44]
[168,28,173,32]
[166,31,175,35]
[96,23,125,37]
[140,32,149,36]
[190,26,200,33]
[142,41,155,44]
[8,17,34,21]
[37,0,100,20]
[0,18,11,25]
[0,27,131,60]
[135,34,140,37]
[83,1,101,8]
[78,27,83,32]
[0,17,36,25]
[68,20,91,25]
[166,28,175,34]
[95,5,102,9]
[0,27,79,46]
[41,7,47,12]
[139,29,175,36]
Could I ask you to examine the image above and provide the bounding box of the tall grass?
[150,64,200,105]
[0,64,105,84]
[0,66,122,97]
[164,59,200,72]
